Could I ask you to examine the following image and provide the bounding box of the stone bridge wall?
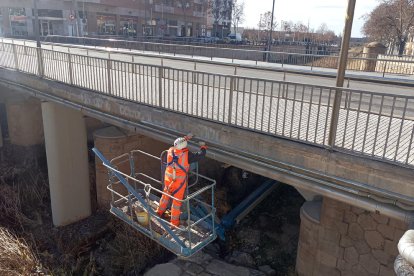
[296,197,407,276]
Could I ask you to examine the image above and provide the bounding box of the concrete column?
[41,102,91,226]
[93,127,168,208]
[86,12,97,35]
[360,42,387,72]
[1,8,11,35]
[295,188,320,201]
[296,200,321,275]
[296,197,407,276]
[6,98,44,146]
[24,5,34,37]
[115,14,121,35]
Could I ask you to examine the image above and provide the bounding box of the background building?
[0,0,210,38]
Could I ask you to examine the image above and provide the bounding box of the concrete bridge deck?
[0,39,413,212]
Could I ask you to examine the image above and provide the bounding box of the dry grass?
[305,57,363,71]
[0,169,49,231]
[0,227,40,275]
[0,145,170,274]
[96,219,170,275]
[0,147,50,274]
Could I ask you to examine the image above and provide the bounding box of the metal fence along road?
[0,41,413,168]
[42,36,414,78]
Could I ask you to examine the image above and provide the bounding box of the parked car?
[225,33,242,44]
[203,36,220,43]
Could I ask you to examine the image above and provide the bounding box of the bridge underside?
[1,68,413,211]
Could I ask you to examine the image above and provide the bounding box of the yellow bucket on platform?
[135,211,149,226]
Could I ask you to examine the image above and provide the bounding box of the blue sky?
[242,0,379,37]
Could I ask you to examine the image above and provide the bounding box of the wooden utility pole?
[328,0,356,147]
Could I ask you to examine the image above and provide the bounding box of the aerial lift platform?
[93,147,217,257]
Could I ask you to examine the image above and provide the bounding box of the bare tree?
[363,0,414,56]
[293,22,309,33]
[231,0,244,34]
[316,23,336,42]
[292,22,309,42]
[258,11,277,35]
[208,0,231,37]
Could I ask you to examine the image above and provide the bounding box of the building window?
[9,8,28,36]
[120,16,138,37]
[97,14,116,35]
[36,9,63,18]
[9,8,25,16]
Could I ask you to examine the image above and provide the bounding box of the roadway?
[5,38,414,97]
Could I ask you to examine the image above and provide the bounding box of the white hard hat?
[174,137,187,150]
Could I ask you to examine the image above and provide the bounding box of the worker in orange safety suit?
[156,134,207,227]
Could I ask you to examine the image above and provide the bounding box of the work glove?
[199,141,208,150]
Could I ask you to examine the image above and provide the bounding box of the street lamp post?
[33,0,41,47]
[258,14,262,42]
[328,0,356,147]
[266,0,275,62]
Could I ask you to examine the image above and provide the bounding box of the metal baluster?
[220,76,225,122]
[394,98,408,162]
[12,44,19,70]
[372,96,385,156]
[247,80,253,128]
[207,74,211,118]
[406,125,414,165]
[181,70,184,112]
[323,89,333,145]
[158,66,163,107]
[351,93,363,151]
[68,53,73,85]
[274,82,282,135]
[260,81,267,132]
[297,85,306,140]
[228,76,234,124]
[201,73,205,117]
[267,82,275,133]
[254,81,260,130]
[305,87,314,141]
[212,75,216,120]
[290,84,298,138]
[147,66,150,104]
[150,66,154,105]
[107,59,112,94]
[282,83,288,136]
[313,87,323,144]
[341,91,352,148]
[382,97,396,159]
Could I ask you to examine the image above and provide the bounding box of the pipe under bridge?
[0,39,414,226]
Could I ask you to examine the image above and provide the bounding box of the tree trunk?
[398,39,406,56]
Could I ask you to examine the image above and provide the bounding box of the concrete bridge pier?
[93,127,168,209]
[296,197,407,276]
[41,101,91,226]
[5,97,44,146]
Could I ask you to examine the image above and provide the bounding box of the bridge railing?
[0,41,413,168]
[44,35,341,55]
[40,35,414,77]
